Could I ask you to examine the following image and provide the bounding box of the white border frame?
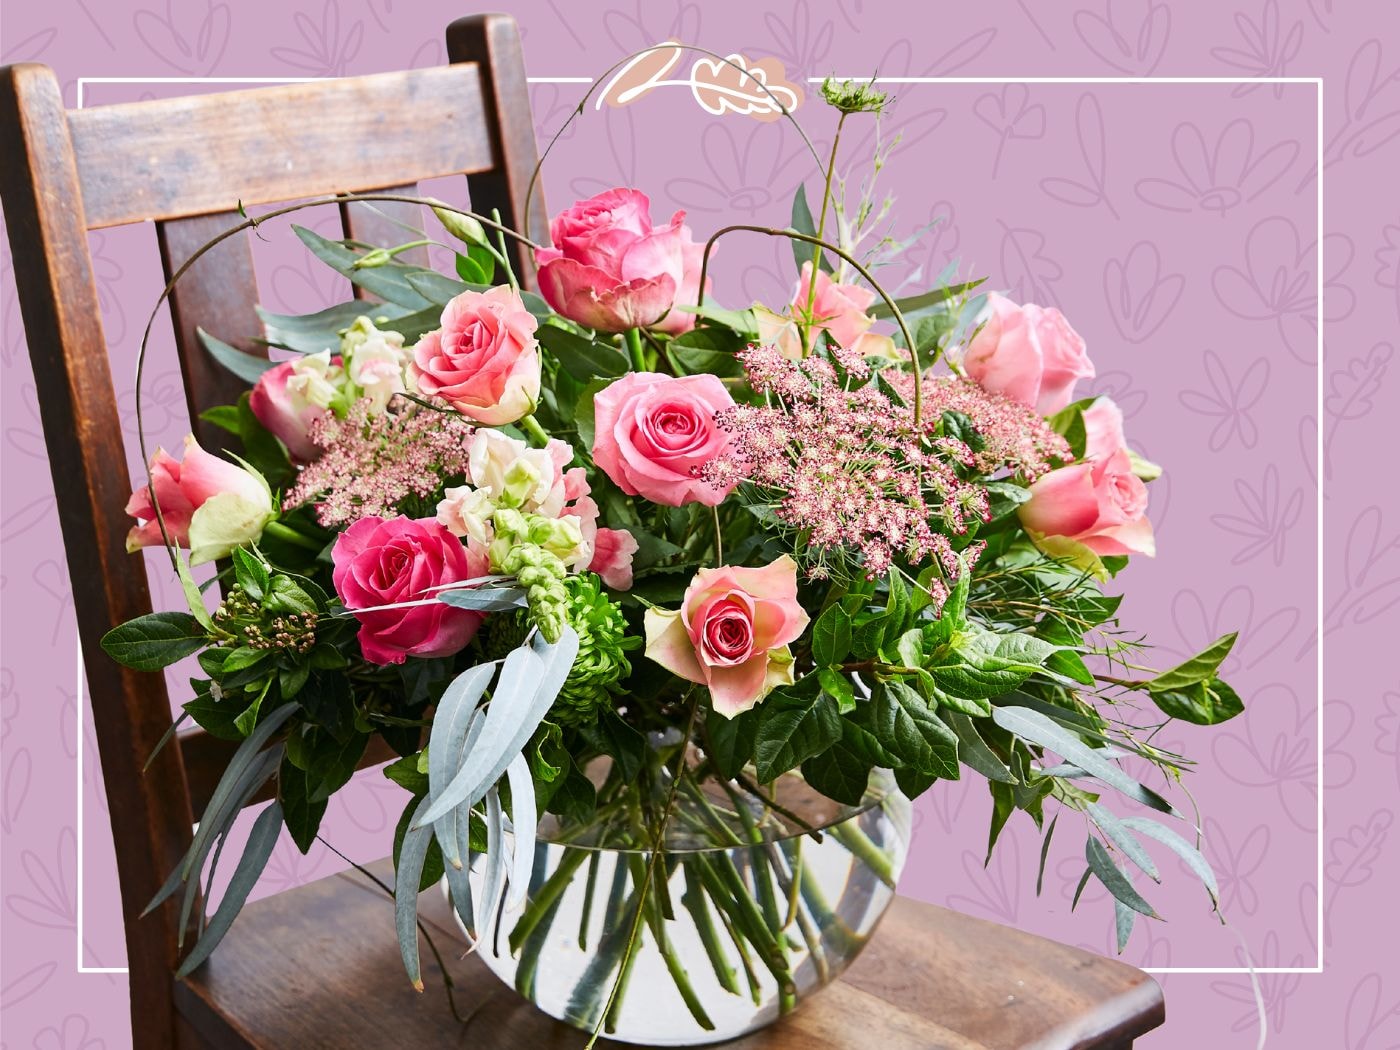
[73,73,1325,978]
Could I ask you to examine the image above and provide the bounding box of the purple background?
[2,0,1397,1046]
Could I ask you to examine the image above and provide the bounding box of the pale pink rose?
[535,188,710,334]
[961,292,1094,415]
[793,262,876,350]
[411,286,541,425]
[1019,398,1155,557]
[644,555,809,716]
[249,358,333,462]
[592,372,737,507]
[125,435,271,555]
[331,515,486,665]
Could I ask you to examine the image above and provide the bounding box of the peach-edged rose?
[644,555,809,717]
[1018,397,1155,562]
[125,434,273,565]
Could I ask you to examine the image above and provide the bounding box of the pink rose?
[125,434,273,560]
[411,286,541,425]
[249,359,332,462]
[592,372,737,507]
[644,555,810,716]
[793,262,876,350]
[1018,398,1155,558]
[535,188,710,334]
[331,515,487,665]
[961,293,1095,415]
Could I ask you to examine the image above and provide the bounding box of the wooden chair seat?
[175,861,1162,1050]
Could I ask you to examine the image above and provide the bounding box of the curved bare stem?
[694,224,924,424]
[133,193,537,570]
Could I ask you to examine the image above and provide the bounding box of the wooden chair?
[0,15,1164,1047]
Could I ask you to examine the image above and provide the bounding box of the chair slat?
[179,728,402,816]
[0,63,195,1050]
[447,15,549,288]
[69,67,496,230]
[340,188,429,299]
[156,213,265,447]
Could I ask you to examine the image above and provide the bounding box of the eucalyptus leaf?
[436,587,530,612]
[393,794,436,989]
[505,754,537,908]
[416,628,579,827]
[292,225,433,309]
[1120,816,1220,905]
[1085,836,1158,918]
[1086,803,1159,881]
[196,328,278,384]
[174,799,284,978]
[869,278,987,319]
[992,706,1178,816]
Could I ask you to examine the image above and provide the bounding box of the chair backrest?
[0,15,545,1047]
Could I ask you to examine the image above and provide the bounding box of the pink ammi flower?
[125,434,273,564]
[331,515,487,665]
[960,292,1095,415]
[644,555,810,717]
[535,188,709,334]
[592,372,737,508]
[411,286,541,425]
[1019,397,1155,558]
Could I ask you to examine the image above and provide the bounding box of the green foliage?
[537,324,628,380]
[101,612,206,671]
[788,184,831,274]
[668,326,745,377]
[752,689,842,782]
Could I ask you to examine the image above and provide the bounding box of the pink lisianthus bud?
[249,357,336,462]
[792,262,877,350]
[643,555,809,717]
[125,435,273,564]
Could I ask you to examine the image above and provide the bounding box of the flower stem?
[624,327,647,372]
[802,111,849,356]
[518,413,551,448]
[262,520,323,552]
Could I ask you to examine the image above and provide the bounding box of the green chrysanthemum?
[552,573,640,727]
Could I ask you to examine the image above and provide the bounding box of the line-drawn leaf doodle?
[1041,93,1117,217]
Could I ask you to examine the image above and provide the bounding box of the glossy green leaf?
[1149,678,1245,725]
[811,603,852,666]
[1146,633,1238,692]
[537,324,628,380]
[753,692,842,782]
[864,682,959,779]
[100,612,205,672]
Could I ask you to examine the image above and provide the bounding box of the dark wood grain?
[68,67,495,229]
[176,860,1163,1050]
[0,63,196,1050]
[157,212,267,447]
[0,19,545,1047]
[179,729,401,816]
[447,14,549,289]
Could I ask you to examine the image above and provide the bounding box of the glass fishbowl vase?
[447,748,911,1046]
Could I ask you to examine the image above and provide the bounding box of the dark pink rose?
[591,372,737,507]
[535,188,710,334]
[331,515,487,665]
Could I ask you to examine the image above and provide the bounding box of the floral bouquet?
[104,75,1241,1046]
